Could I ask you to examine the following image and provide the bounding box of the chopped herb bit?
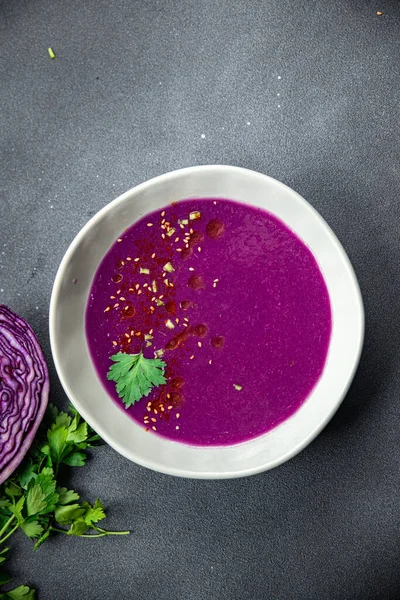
[163,262,175,273]
[48,47,56,59]
[166,227,176,237]
[189,211,201,220]
[155,349,164,358]
[144,334,153,340]
[139,267,150,275]
[233,384,242,391]
[155,299,164,306]
[152,280,158,293]
[165,319,175,329]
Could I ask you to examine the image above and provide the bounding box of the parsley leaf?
[0,404,129,597]
[1,585,36,599]
[20,521,43,540]
[26,468,58,517]
[54,504,85,525]
[82,499,105,526]
[56,488,79,505]
[107,351,166,407]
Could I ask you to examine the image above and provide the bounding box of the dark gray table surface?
[1,0,400,598]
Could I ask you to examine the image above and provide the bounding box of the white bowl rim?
[49,165,364,479]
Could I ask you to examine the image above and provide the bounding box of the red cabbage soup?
[85,198,332,446]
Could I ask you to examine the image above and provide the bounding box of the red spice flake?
[189,230,204,246]
[188,274,205,290]
[165,300,177,315]
[170,376,185,390]
[180,247,193,261]
[166,328,190,350]
[112,273,123,283]
[190,323,209,338]
[211,335,225,349]
[169,391,184,407]
[122,305,135,317]
[206,218,225,239]
[180,300,194,311]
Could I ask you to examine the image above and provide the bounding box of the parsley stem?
[50,526,129,538]
[93,526,130,535]
[0,515,16,540]
[0,523,19,545]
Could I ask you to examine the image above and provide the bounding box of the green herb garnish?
[163,262,174,273]
[0,405,129,598]
[107,351,166,408]
[233,384,242,391]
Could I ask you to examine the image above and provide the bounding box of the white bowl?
[49,166,364,479]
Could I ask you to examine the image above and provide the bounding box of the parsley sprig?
[0,404,129,598]
[107,350,166,407]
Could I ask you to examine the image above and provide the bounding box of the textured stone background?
[1,0,400,598]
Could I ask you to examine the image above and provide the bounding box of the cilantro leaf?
[107,351,166,407]
[9,497,25,523]
[26,468,58,516]
[67,518,89,536]
[47,425,69,464]
[18,461,37,490]
[1,585,36,599]
[20,521,43,539]
[66,419,88,444]
[62,452,86,467]
[4,484,20,499]
[57,487,80,505]
[54,504,85,525]
[82,499,105,526]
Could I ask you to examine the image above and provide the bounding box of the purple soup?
[85,198,332,446]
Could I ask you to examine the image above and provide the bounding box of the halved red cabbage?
[0,305,49,484]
